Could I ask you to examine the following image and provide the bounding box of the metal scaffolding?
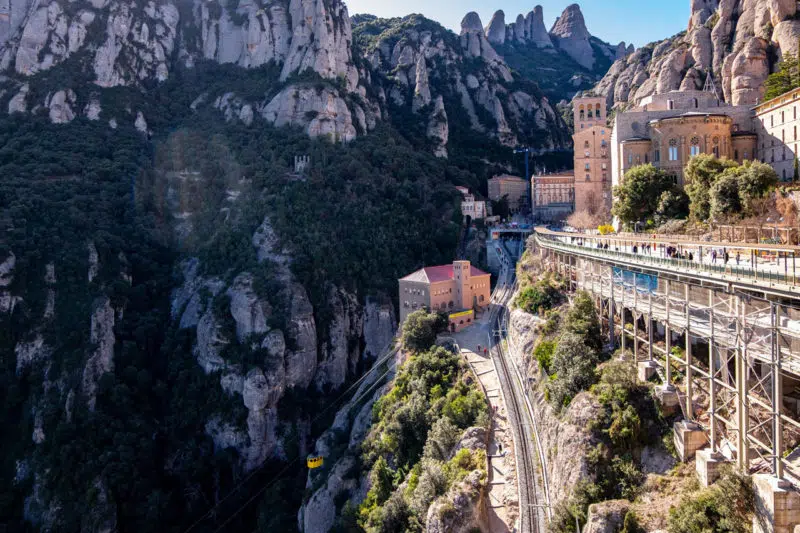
[537,240,800,485]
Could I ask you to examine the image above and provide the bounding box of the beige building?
[532,172,575,221]
[754,87,800,182]
[573,96,612,215]
[398,261,491,329]
[488,175,528,212]
[611,90,757,188]
[458,188,487,220]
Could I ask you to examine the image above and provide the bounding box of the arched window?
[584,140,590,148]
[712,136,720,158]
[783,168,787,181]
[734,149,739,160]
[448,301,454,309]
[690,136,701,157]
[667,100,674,110]
[579,107,585,121]
[601,139,607,147]
[668,139,679,161]
[744,150,749,160]
[587,108,593,118]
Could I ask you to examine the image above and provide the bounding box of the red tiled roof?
[401,264,491,283]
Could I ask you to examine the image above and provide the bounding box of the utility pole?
[515,147,532,215]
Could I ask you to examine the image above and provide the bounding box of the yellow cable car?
[307,455,324,469]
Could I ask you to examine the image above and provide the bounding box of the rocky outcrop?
[82,296,116,411]
[425,469,487,533]
[356,13,568,153]
[314,288,362,391]
[583,500,631,533]
[261,85,359,142]
[485,10,506,46]
[170,213,397,473]
[299,350,400,533]
[1,0,376,140]
[488,5,553,49]
[595,0,800,108]
[46,89,75,124]
[550,4,594,70]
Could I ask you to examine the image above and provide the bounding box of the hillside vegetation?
[334,309,490,532]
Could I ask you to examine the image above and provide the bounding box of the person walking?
[736,252,740,265]
[712,250,718,264]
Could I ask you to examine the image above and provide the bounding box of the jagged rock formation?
[595,0,800,109]
[0,0,378,139]
[550,3,595,69]
[482,4,630,102]
[355,13,569,153]
[172,216,397,471]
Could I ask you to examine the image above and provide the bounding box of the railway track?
[487,265,543,533]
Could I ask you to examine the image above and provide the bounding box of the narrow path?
[454,323,518,533]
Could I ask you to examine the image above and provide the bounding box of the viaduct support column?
[685,283,694,420]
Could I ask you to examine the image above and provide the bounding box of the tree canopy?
[612,164,685,228]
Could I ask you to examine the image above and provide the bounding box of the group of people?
[565,235,749,267]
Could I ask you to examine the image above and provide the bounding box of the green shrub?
[401,309,442,353]
[667,467,754,533]
[534,340,556,373]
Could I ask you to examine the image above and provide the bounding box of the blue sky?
[345,1,689,48]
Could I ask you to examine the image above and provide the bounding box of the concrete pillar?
[685,283,694,420]
[696,448,727,487]
[752,474,800,533]
[674,420,707,461]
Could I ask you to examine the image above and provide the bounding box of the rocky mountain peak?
[549,3,594,69]
[486,10,506,45]
[594,0,800,110]
[550,4,590,41]
[688,0,719,29]
[461,12,484,35]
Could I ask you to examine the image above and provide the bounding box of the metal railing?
[535,232,800,290]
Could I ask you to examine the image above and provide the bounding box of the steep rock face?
[425,469,487,533]
[485,10,506,46]
[1,0,377,138]
[550,3,594,69]
[584,500,631,533]
[262,85,359,142]
[82,296,116,411]
[595,0,799,108]
[356,13,568,153]
[509,308,598,506]
[172,216,397,472]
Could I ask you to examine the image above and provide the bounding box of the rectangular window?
[585,163,590,171]
[654,149,660,162]
[690,145,700,156]
[669,146,679,161]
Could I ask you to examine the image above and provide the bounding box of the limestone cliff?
[172,217,397,471]
[0,0,378,139]
[594,0,800,108]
